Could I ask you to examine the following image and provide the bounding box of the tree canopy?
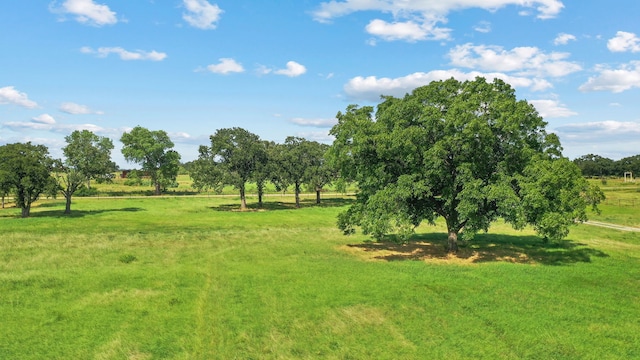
[271,137,330,208]
[56,130,116,214]
[120,126,180,195]
[0,142,56,217]
[328,77,603,251]
[191,127,267,210]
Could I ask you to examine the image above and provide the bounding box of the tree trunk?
[295,183,301,208]
[447,230,459,253]
[154,181,161,196]
[64,196,72,214]
[240,185,247,211]
[316,189,321,204]
[21,204,30,218]
[1,195,4,209]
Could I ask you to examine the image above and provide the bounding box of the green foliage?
[0,142,55,217]
[192,127,267,209]
[56,130,116,213]
[118,254,137,263]
[573,154,616,177]
[74,186,99,197]
[329,77,601,250]
[120,126,181,195]
[271,137,329,207]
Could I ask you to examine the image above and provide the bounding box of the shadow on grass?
[29,207,145,219]
[347,232,609,266]
[211,197,354,212]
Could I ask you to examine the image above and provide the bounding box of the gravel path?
[584,221,640,232]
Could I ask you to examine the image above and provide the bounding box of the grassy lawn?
[1,192,639,359]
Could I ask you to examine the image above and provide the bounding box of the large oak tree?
[328,77,603,251]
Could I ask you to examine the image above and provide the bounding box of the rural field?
[1,180,639,359]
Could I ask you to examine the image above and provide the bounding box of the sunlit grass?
[1,191,639,359]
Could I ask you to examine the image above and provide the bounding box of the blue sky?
[2,0,640,167]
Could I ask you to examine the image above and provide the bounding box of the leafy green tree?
[0,142,55,217]
[120,126,181,195]
[615,155,640,177]
[305,142,335,204]
[573,154,615,177]
[55,130,116,214]
[253,140,277,207]
[328,77,602,251]
[192,127,267,210]
[272,137,326,208]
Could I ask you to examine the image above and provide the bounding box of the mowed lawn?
[1,195,639,359]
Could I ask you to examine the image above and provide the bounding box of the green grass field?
[1,184,639,359]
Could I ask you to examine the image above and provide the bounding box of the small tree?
[306,142,335,204]
[192,127,267,210]
[329,77,603,251]
[56,130,116,214]
[0,142,55,217]
[272,137,326,208]
[120,126,181,195]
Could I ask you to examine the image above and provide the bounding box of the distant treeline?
[573,154,640,177]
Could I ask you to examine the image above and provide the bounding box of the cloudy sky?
[2,0,640,166]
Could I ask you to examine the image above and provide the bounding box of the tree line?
[0,77,608,253]
[573,154,640,178]
[0,126,336,217]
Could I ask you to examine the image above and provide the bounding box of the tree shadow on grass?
[346,232,609,266]
[211,197,354,212]
[28,207,145,219]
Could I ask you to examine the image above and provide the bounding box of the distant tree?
[0,142,55,217]
[55,130,116,214]
[305,142,335,204]
[615,155,640,177]
[253,140,277,207]
[573,154,615,177]
[192,127,267,210]
[0,165,12,209]
[328,77,603,252]
[272,137,326,208]
[120,126,181,195]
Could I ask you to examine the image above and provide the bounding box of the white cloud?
[0,86,38,108]
[295,131,335,143]
[169,132,208,144]
[607,31,640,53]
[290,118,337,128]
[60,102,104,115]
[183,0,223,30]
[3,121,106,134]
[81,47,167,61]
[529,99,577,118]
[54,0,118,26]
[312,0,563,42]
[274,61,307,77]
[205,58,244,74]
[473,21,491,34]
[344,70,552,101]
[553,33,576,45]
[365,17,450,42]
[555,121,640,143]
[448,43,581,78]
[579,61,640,93]
[32,114,57,125]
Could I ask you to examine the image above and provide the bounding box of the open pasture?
[1,193,639,359]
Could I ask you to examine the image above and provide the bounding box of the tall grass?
[1,194,639,359]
